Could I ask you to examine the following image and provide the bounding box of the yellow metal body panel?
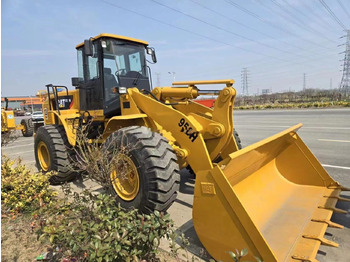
[104,114,148,139]
[172,79,234,86]
[42,89,81,125]
[48,111,81,145]
[152,86,199,100]
[1,110,16,132]
[130,88,213,171]
[76,33,148,48]
[192,124,345,262]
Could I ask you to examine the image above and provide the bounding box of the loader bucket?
[193,124,348,262]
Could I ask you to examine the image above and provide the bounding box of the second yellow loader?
[1,97,34,137]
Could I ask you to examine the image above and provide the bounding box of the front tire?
[104,126,180,213]
[233,129,242,149]
[34,125,76,184]
[21,118,33,137]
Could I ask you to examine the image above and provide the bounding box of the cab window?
[129,52,141,72]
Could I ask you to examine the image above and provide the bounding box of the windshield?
[101,38,151,104]
[102,39,148,79]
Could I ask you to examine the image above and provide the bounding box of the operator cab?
[73,34,157,117]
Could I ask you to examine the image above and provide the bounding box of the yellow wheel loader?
[1,97,33,137]
[34,33,348,262]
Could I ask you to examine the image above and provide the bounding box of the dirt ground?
[1,212,47,262]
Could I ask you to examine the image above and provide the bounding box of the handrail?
[172,79,234,87]
[45,84,70,116]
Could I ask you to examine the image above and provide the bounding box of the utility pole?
[330,78,332,89]
[241,68,249,96]
[340,30,350,96]
[155,72,161,87]
[303,73,306,91]
[168,72,176,83]
[30,96,33,113]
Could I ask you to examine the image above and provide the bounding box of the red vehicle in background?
[195,99,215,108]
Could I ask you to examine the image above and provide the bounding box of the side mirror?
[84,39,93,56]
[146,47,157,63]
[72,77,83,87]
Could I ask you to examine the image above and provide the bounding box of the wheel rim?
[110,154,140,201]
[38,141,50,171]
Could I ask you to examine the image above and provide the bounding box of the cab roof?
[75,33,149,49]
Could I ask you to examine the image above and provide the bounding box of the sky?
[1,0,350,97]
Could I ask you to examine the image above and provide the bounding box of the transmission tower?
[155,72,161,87]
[241,68,249,96]
[340,30,350,95]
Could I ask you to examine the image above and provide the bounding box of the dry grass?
[1,130,19,146]
[72,124,139,191]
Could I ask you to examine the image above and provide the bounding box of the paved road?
[2,109,350,261]
[234,108,350,186]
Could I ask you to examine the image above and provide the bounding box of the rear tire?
[21,119,33,137]
[233,129,242,149]
[189,129,242,175]
[33,122,44,134]
[104,126,180,213]
[34,125,76,184]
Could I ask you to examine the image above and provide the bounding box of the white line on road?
[318,139,350,143]
[3,143,34,149]
[3,139,28,144]
[322,164,350,170]
[5,150,33,156]
[237,125,350,130]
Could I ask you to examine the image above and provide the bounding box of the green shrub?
[235,100,350,110]
[341,101,350,107]
[2,155,186,261]
[1,156,57,213]
[36,185,186,261]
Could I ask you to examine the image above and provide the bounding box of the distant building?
[1,97,43,111]
[261,89,272,95]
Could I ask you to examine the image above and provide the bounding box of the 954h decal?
[178,118,199,142]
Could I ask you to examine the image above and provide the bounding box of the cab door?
[78,42,104,111]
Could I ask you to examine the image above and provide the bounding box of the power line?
[189,0,322,56]
[99,0,281,61]
[101,0,341,82]
[266,0,337,43]
[302,0,340,32]
[336,0,350,20]
[190,0,276,40]
[189,49,339,80]
[225,0,334,50]
[150,0,308,57]
[318,0,347,30]
[281,0,335,32]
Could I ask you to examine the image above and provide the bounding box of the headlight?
[118,87,127,94]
